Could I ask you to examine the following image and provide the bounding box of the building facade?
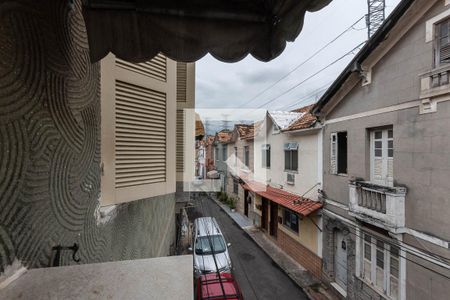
[226,124,255,216]
[213,130,233,192]
[313,0,450,299]
[247,107,324,278]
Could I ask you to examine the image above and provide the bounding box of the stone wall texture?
[0,0,175,273]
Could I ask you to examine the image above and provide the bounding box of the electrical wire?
[322,210,450,266]
[344,227,450,280]
[280,81,333,111]
[256,41,366,109]
[240,15,367,108]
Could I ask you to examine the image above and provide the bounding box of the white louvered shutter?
[176,109,185,172]
[371,129,394,187]
[115,80,166,188]
[99,53,176,206]
[116,54,167,81]
[177,63,187,102]
[330,133,338,175]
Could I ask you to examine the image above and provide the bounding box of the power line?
[240,15,366,108]
[280,81,333,111]
[347,229,450,280]
[256,41,366,109]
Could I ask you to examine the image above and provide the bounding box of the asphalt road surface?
[187,194,308,300]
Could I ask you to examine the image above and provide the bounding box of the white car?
[190,217,232,277]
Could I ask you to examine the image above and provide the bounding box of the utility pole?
[366,0,385,38]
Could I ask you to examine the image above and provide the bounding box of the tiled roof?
[195,113,205,137]
[215,130,233,144]
[242,180,322,217]
[284,104,317,131]
[235,124,255,140]
[206,135,215,145]
[268,111,303,130]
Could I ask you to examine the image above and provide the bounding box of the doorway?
[269,202,278,238]
[334,230,348,291]
[244,190,249,217]
[261,198,268,231]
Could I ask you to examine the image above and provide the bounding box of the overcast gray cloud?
[196,0,401,111]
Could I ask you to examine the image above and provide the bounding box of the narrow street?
[187,193,308,300]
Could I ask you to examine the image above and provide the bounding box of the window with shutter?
[114,81,166,188]
[116,54,167,81]
[262,144,270,168]
[330,132,347,174]
[436,19,450,66]
[100,53,176,206]
[330,133,338,174]
[370,128,393,186]
[284,143,298,171]
[176,109,185,172]
[176,62,187,102]
[244,146,249,167]
[360,232,400,299]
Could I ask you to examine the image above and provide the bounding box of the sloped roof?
[195,113,205,137]
[268,111,303,130]
[215,130,233,144]
[235,124,255,140]
[242,180,322,217]
[283,104,317,131]
[312,0,416,115]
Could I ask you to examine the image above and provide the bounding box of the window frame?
[330,132,347,175]
[369,127,394,187]
[283,208,299,233]
[233,178,239,194]
[435,17,450,67]
[284,143,298,172]
[244,145,250,167]
[360,233,400,300]
[261,144,271,168]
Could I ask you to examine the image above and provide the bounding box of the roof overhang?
[82,0,332,63]
[242,180,322,217]
[312,0,420,117]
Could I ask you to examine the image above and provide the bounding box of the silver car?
[190,217,232,277]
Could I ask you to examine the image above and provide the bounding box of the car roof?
[194,217,222,237]
[198,273,243,300]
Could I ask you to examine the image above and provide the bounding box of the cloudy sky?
[196,0,400,111]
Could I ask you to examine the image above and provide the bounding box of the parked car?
[190,217,232,277]
[195,272,243,300]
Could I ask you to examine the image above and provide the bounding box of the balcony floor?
[0,256,193,300]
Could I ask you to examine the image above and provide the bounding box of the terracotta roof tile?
[284,104,317,131]
[235,124,255,140]
[215,130,233,143]
[242,180,322,217]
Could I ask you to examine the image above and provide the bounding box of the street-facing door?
[261,198,268,231]
[269,202,278,238]
[244,190,249,217]
[334,230,348,291]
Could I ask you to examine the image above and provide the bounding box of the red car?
[196,272,244,300]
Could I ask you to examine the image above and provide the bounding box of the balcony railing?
[349,180,407,232]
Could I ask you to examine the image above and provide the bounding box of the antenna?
[366,0,385,38]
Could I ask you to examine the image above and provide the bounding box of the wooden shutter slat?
[330,133,338,175]
[116,54,167,81]
[115,80,166,188]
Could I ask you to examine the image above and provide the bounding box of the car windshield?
[195,235,226,255]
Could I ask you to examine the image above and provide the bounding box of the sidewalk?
[209,194,338,300]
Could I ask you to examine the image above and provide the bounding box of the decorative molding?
[324,100,421,125]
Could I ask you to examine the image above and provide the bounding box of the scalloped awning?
[82,0,331,63]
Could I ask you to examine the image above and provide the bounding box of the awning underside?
[82,0,332,63]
